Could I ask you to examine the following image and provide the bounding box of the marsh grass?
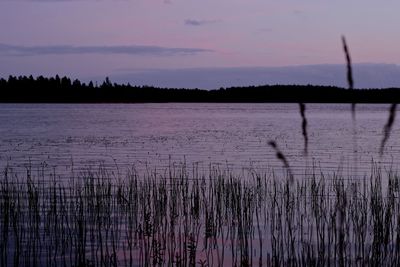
[298,103,308,156]
[341,35,361,179]
[1,164,400,266]
[342,36,355,118]
[268,141,294,184]
[380,103,397,155]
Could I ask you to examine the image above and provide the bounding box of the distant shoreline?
[1,75,400,103]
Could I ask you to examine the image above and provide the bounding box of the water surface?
[0,103,397,178]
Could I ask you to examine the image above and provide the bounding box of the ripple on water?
[0,103,398,179]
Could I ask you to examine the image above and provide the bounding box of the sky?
[1,0,400,88]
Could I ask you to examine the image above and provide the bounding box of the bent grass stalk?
[342,35,355,118]
[299,103,308,156]
[380,103,397,156]
[342,35,359,177]
[268,140,294,184]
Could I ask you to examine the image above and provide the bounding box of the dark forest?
[1,75,400,103]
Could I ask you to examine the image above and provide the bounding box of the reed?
[268,141,294,183]
[342,35,355,119]
[380,103,397,155]
[342,35,360,178]
[1,162,399,266]
[298,102,308,156]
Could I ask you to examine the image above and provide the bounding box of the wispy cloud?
[292,9,308,21]
[184,19,219,26]
[255,28,273,35]
[0,43,213,56]
[258,27,273,32]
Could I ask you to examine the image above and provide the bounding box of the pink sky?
[0,0,399,87]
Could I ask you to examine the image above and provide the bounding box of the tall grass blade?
[268,140,294,183]
[342,35,358,176]
[380,103,397,155]
[342,35,355,119]
[299,103,308,156]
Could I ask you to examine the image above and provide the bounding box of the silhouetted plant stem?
[268,141,294,183]
[342,35,358,177]
[299,103,308,156]
[2,161,400,265]
[380,103,397,155]
[342,35,355,119]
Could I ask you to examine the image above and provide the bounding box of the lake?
[0,103,398,179]
[1,103,400,266]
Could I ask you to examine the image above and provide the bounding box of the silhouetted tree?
[72,79,81,87]
[61,76,71,88]
[0,74,399,103]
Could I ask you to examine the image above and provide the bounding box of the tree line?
[1,75,400,103]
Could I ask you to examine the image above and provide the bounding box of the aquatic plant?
[342,35,355,118]
[1,164,400,266]
[380,103,397,155]
[268,141,294,183]
[298,102,308,156]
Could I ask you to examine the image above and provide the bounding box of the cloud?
[256,28,273,35]
[293,10,304,15]
[292,9,308,20]
[0,43,213,56]
[184,19,219,26]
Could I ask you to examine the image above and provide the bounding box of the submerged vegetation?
[1,165,400,266]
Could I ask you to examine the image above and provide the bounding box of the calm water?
[0,103,398,178]
[3,103,400,267]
